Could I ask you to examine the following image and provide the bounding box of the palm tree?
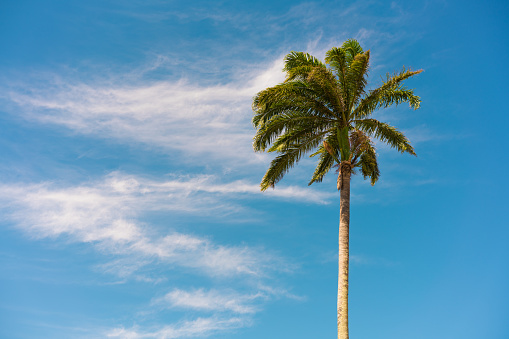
[252,39,422,339]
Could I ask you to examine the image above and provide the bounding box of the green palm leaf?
[354,118,416,155]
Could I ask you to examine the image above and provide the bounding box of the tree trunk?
[337,164,351,339]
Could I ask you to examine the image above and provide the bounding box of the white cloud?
[107,317,246,339]
[111,285,304,339]
[4,58,285,167]
[0,171,321,338]
[0,172,330,278]
[0,171,309,338]
[152,288,261,314]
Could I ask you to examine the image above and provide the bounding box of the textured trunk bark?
[337,165,351,339]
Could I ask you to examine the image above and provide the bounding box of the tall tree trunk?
[338,164,351,339]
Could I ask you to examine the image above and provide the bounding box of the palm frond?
[254,100,336,128]
[252,81,337,128]
[346,51,370,111]
[253,111,332,152]
[308,132,338,185]
[260,132,325,190]
[325,47,348,95]
[341,39,364,63]
[267,121,332,153]
[353,68,422,119]
[283,51,325,81]
[354,118,416,155]
[306,66,345,115]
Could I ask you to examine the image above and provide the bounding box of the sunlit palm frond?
[325,47,348,96]
[283,51,326,81]
[341,39,364,63]
[354,118,416,155]
[352,68,422,119]
[306,66,345,116]
[346,51,370,111]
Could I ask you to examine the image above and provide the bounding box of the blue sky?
[0,0,508,338]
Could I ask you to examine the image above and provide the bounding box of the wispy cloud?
[0,172,331,278]
[115,285,304,339]
[152,288,261,314]
[107,317,247,339]
[0,171,310,336]
[3,58,285,167]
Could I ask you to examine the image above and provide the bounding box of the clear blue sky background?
[1,1,508,338]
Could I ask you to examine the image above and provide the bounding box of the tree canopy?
[252,39,422,190]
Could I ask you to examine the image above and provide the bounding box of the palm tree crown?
[252,39,422,190]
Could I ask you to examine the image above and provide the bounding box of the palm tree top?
[252,39,422,191]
